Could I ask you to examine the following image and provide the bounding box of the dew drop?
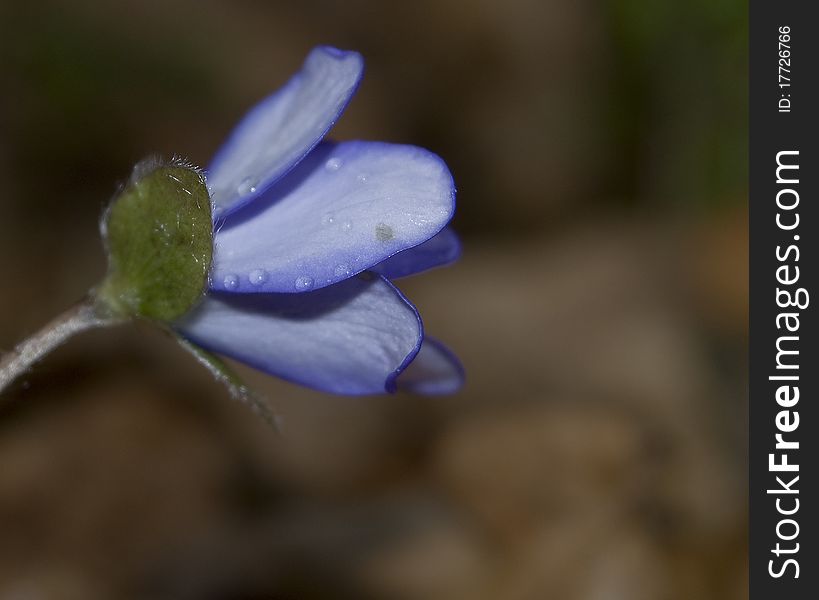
[321,212,336,226]
[223,273,240,290]
[294,275,315,291]
[249,269,268,285]
[325,157,343,171]
[356,173,367,184]
[341,220,353,231]
[334,264,351,278]
[237,177,258,196]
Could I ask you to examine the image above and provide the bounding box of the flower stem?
[0,299,117,395]
[176,337,282,431]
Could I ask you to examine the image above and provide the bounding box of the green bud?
[97,158,213,321]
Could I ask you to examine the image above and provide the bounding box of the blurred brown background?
[0,1,747,598]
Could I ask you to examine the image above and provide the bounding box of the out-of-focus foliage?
[606,0,747,209]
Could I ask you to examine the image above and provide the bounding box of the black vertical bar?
[750,1,818,597]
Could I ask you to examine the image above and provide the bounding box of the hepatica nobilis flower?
[0,46,463,417]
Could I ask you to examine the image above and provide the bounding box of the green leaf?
[97,158,213,321]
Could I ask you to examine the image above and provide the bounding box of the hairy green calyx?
[97,159,213,321]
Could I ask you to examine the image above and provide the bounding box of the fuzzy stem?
[0,299,116,394]
[175,336,282,432]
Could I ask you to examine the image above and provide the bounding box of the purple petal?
[398,337,464,394]
[372,227,461,279]
[174,274,422,395]
[211,141,456,293]
[208,46,364,218]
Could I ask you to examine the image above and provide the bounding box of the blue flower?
[173,46,463,395]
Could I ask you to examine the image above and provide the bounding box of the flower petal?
[211,141,456,293]
[397,337,464,394]
[208,46,364,218]
[174,274,422,395]
[372,227,461,279]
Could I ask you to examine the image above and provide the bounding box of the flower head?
[152,46,464,395]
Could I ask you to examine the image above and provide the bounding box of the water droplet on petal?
[356,173,367,184]
[325,157,343,171]
[249,269,268,285]
[321,212,336,226]
[294,275,315,291]
[341,220,353,232]
[223,273,240,290]
[237,177,257,196]
[334,264,351,278]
